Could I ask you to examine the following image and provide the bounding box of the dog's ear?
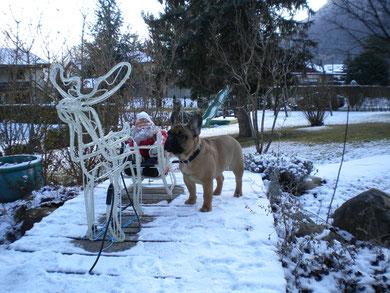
[187,114,202,137]
[171,111,179,125]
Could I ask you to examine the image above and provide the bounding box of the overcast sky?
[0,0,327,59]
[0,0,164,58]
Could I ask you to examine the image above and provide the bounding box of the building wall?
[0,66,48,104]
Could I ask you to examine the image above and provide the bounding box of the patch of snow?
[298,125,329,131]
[0,155,42,170]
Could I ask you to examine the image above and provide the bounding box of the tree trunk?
[236,90,252,138]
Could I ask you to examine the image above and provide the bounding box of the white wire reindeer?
[49,62,142,242]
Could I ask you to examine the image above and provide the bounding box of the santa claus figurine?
[126,111,167,177]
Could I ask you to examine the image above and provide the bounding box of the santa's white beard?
[132,127,154,144]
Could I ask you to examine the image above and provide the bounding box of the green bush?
[43,126,70,150]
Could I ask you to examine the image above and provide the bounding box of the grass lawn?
[236,122,390,148]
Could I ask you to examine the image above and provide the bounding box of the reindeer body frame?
[50,62,141,241]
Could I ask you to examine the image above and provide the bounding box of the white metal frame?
[50,62,176,242]
[50,62,137,241]
[124,128,176,204]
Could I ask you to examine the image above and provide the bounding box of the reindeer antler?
[49,62,132,105]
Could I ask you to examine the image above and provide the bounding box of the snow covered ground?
[0,172,286,292]
[0,110,389,292]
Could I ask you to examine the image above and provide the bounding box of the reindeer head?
[49,62,131,126]
[49,62,131,106]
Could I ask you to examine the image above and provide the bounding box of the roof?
[0,48,49,66]
[311,63,345,74]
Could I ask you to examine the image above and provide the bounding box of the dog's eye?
[179,134,187,140]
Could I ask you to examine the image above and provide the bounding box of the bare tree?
[146,0,313,139]
[261,37,309,153]
[330,0,390,55]
[0,18,50,155]
[208,2,311,153]
[297,81,336,127]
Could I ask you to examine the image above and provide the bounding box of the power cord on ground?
[88,184,115,274]
[88,173,141,274]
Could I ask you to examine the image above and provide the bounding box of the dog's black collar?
[172,143,202,164]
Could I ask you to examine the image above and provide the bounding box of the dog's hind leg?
[213,174,224,195]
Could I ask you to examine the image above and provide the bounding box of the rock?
[291,211,325,237]
[332,188,390,246]
[296,221,325,237]
[302,176,323,191]
[291,211,314,223]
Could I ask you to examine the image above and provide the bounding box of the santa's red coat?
[128,131,167,158]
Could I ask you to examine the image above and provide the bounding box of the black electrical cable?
[89,183,115,274]
[121,172,142,232]
[88,173,142,274]
[89,143,142,273]
[120,142,141,231]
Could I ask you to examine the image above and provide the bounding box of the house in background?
[0,48,50,104]
[293,63,346,85]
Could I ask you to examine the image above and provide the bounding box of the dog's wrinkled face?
[164,125,189,154]
[164,114,202,155]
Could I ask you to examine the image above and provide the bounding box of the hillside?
[307,1,365,64]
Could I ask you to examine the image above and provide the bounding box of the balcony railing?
[0,82,30,92]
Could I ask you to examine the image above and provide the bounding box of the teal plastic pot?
[0,155,44,202]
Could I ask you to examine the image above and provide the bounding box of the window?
[10,69,25,81]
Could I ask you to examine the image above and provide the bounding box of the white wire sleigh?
[49,62,176,242]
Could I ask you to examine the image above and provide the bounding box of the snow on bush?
[273,191,390,292]
[257,152,390,292]
[244,152,314,195]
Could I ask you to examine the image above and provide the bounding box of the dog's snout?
[164,141,171,152]
[164,135,184,154]
[164,136,173,151]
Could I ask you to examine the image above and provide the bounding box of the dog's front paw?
[234,191,243,197]
[185,198,196,205]
[200,205,212,212]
